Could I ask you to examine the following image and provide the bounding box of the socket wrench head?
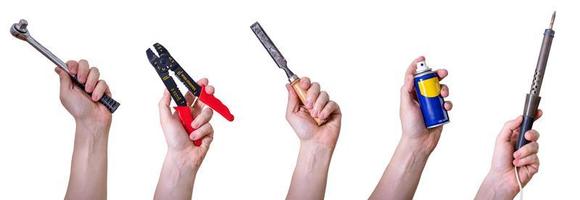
[11,19,29,41]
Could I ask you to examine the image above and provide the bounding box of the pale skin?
[154,78,215,200]
[475,112,541,199]
[370,56,453,199]
[56,60,112,200]
[286,77,342,200]
[368,56,541,199]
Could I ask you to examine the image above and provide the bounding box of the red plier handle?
[199,87,235,122]
[175,106,202,146]
[174,86,234,146]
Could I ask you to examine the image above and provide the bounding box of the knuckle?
[92,67,100,75]
[329,101,338,108]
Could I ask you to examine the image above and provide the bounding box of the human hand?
[59,60,112,200]
[399,56,452,153]
[55,60,112,130]
[477,112,542,199]
[158,78,215,170]
[285,77,341,149]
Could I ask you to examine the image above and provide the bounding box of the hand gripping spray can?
[414,61,449,128]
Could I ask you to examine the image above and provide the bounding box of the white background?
[0,0,577,199]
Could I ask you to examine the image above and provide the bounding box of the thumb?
[286,84,300,114]
[159,89,173,124]
[400,56,424,107]
[400,73,415,107]
[497,116,523,142]
[55,67,72,93]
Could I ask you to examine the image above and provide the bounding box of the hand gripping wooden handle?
[290,78,322,125]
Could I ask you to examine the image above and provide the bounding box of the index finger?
[66,60,79,75]
[405,56,426,77]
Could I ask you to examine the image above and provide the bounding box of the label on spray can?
[413,61,449,128]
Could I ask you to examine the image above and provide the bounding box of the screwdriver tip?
[549,11,556,29]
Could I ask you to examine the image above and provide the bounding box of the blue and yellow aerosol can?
[414,61,449,128]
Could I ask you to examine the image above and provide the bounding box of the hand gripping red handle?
[199,86,235,121]
[175,106,202,146]
[174,86,234,147]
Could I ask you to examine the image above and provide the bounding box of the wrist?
[75,118,111,134]
[74,121,110,147]
[300,140,335,156]
[477,172,517,199]
[388,138,431,175]
[166,149,200,174]
[297,141,334,169]
[399,137,434,158]
[75,112,112,129]
[155,150,198,199]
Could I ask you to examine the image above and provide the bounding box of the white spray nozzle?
[416,61,430,73]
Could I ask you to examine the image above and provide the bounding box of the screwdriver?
[516,11,556,150]
[251,22,322,125]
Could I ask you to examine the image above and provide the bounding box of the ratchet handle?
[175,106,202,146]
[70,76,120,113]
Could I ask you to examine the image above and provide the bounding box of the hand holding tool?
[251,22,322,125]
[10,19,120,113]
[516,12,556,150]
[147,43,234,146]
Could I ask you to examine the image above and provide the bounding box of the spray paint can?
[414,61,449,128]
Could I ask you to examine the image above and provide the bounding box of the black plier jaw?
[146,44,187,106]
[147,43,202,97]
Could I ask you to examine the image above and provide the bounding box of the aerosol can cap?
[416,61,431,73]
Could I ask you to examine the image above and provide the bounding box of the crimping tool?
[147,43,234,146]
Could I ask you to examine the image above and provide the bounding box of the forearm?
[475,172,517,200]
[155,151,198,200]
[65,122,110,200]
[287,142,334,200]
[370,138,431,200]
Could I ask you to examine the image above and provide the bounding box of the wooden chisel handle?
[291,78,322,125]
